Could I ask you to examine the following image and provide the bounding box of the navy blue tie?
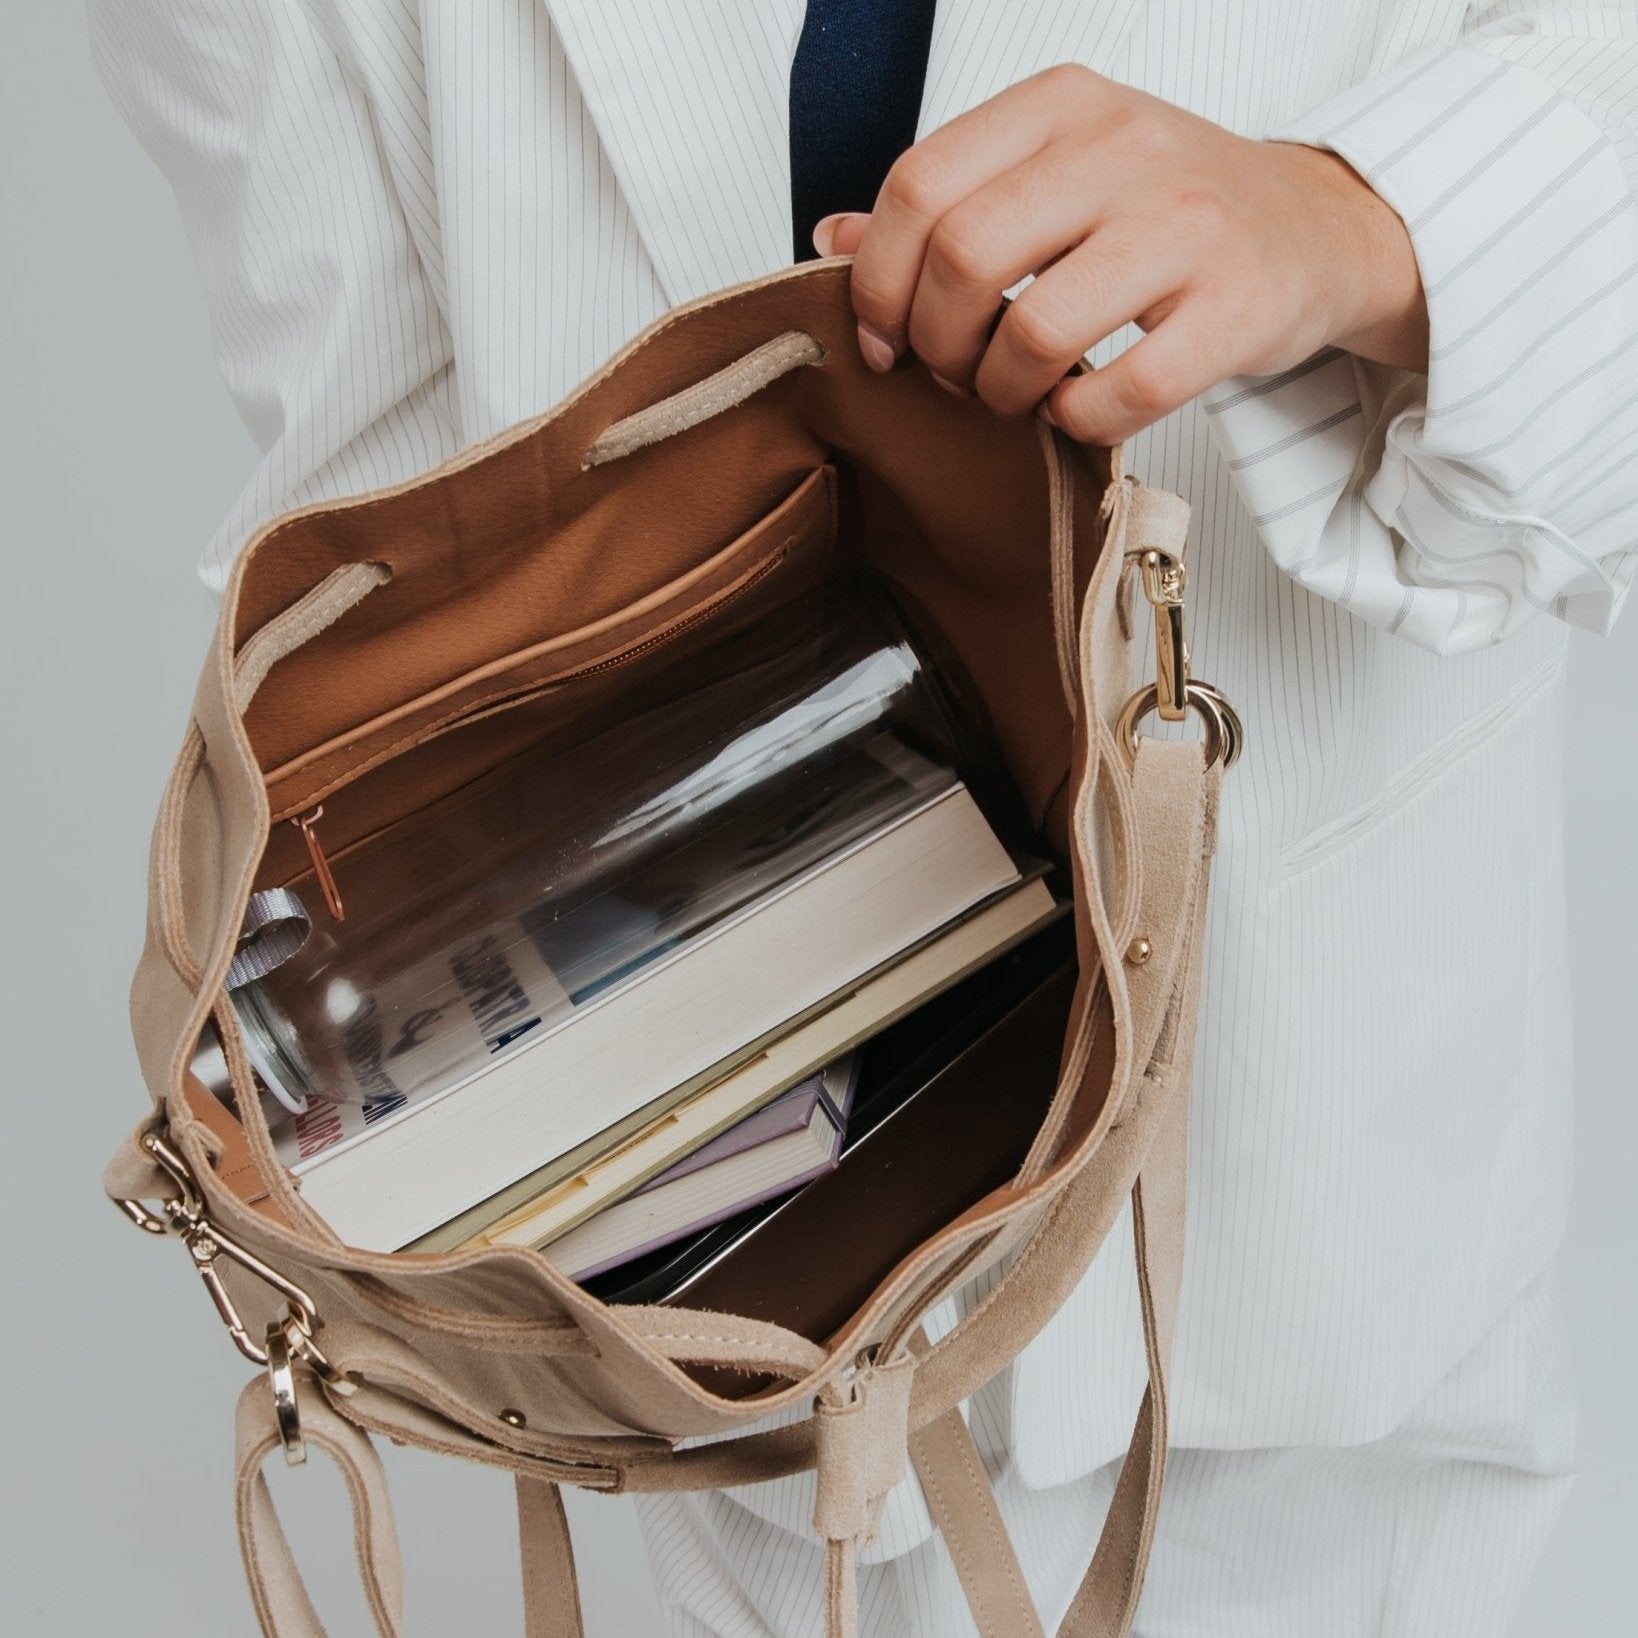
[789,0,938,263]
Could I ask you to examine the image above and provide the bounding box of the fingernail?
[857,323,897,373]
[813,212,867,257]
[930,372,970,398]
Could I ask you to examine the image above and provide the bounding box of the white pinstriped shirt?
[92,0,1637,1552]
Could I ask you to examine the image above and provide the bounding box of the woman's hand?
[814,65,1427,445]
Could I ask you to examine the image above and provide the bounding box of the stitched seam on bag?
[154,725,208,988]
[341,1400,620,1488]
[948,1430,1034,1633]
[627,1319,824,1375]
[347,1276,592,1351]
[921,1422,1034,1634]
[911,1449,980,1623]
[639,1329,802,1352]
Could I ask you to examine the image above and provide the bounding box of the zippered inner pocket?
[256,464,838,890]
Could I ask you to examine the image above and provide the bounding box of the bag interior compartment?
[218,265,1121,1283]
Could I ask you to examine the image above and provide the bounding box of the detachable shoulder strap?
[234,1380,583,1638]
[907,730,1212,1638]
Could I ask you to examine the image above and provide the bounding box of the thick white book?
[277,782,1020,1248]
[412,873,1060,1256]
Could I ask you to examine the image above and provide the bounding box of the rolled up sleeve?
[1210,6,1638,654]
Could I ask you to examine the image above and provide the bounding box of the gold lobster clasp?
[115,1129,355,1465]
[1118,548,1243,772]
[1135,548,1190,722]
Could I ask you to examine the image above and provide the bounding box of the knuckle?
[1122,350,1184,416]
[925,213,999,290]
[1171,185,1229,235]
[1112,107,1176,164]
[1004,293,1078,367]
[1050,385,1106,444]
[1039,61,1096,97]
[882,151,952,223]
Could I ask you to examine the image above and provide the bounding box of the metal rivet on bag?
[499,1408,527,1428]
[1125,937,1153,966]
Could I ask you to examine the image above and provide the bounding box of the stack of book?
[270,753,1058,1259]
[243,580,1070,1288]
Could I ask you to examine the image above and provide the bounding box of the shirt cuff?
[1247,41,1638,644]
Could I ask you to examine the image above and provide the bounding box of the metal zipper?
[291,805,345,921]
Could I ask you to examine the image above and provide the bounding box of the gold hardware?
[499,1408,528,1429]
[114,1131,355,1394]
[292,806,345,922]
[1188,681,1244,765]
[1115,679,1244,772]
[117,1196,170,1235]
[1125,937,1152,966]
[1117,547,1242,772]
[1131,549,1189,722]
[266,1322,306,1466]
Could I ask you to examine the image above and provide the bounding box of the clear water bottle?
[212,577,998,1114]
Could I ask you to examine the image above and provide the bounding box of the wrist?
[1282,143,1430,373]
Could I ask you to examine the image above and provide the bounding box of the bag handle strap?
[906,892,1197,1638]
[517,1474,587,1638]
[909,1398,1047,1638]
[235,1366,587,1638]
[234,1370,404,1638]
[1059,850,1204,1638]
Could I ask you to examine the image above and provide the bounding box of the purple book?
[546,1055,860,1280]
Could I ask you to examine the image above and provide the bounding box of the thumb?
[813,211,871,257]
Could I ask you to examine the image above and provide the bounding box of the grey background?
[2,10,1632,1635]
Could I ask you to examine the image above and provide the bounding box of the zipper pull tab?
[291,806,345,922]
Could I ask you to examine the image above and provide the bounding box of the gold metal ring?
[1186,681,1243,768]
[1116,679,1244,772]
[266,1323,306,1467]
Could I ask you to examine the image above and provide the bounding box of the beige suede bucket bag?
[105,260,1238,1638]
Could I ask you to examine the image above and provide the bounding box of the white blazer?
[93,0,1638,1544]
